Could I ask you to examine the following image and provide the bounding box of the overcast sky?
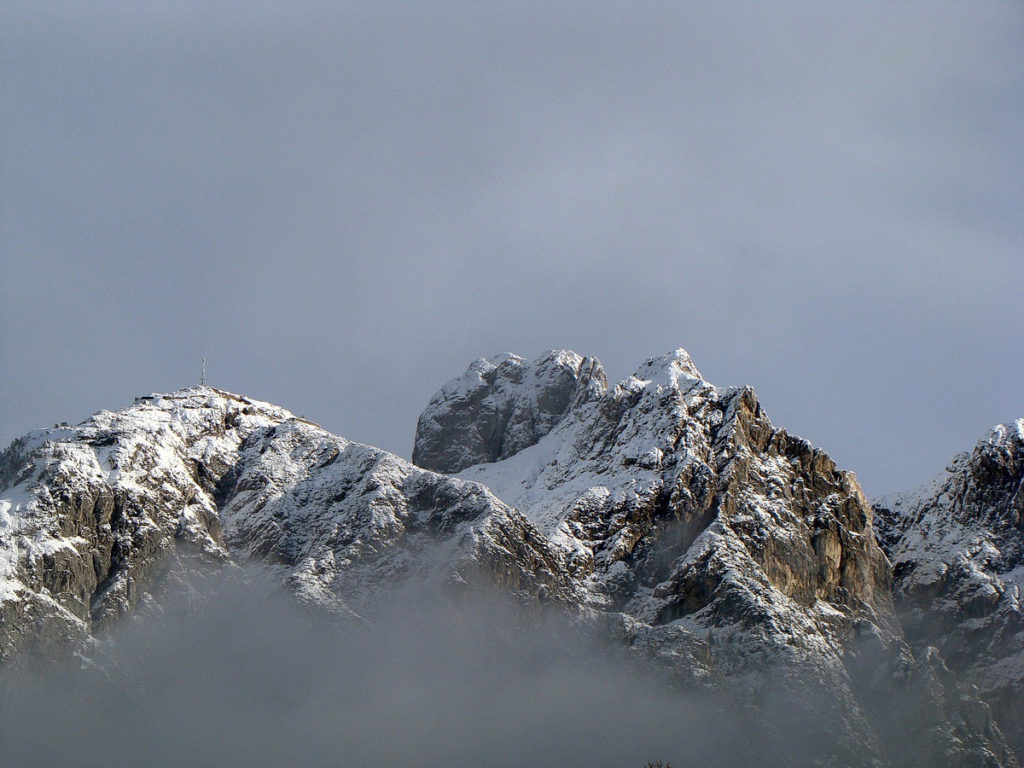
[1,1,1021,497]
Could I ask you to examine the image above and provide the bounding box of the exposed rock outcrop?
[217,417,578,617]
[450,348,1004,765]
[412,350,607,473]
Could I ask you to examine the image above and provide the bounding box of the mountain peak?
[412,350,606,473]
[629,347,703,385]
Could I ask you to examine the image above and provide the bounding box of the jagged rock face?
[412,350,607,473]
[454,349,894,643]
[846,626,1020,768]
[874,420,1024,758]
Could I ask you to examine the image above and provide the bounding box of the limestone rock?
[412,349,607,473]
[0,386,577,664]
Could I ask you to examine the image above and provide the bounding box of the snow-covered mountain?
[420,349,1017,766]
[0,349,1019,767]
[875,419,1024,758]
[0,387,575,663]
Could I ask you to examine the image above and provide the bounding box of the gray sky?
[1,1,1021,497]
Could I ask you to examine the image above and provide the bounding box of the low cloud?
[0,571,810,768]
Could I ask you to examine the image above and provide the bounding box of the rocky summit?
[1,348,1020,767]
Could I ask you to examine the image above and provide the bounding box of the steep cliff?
[413,350,607,473]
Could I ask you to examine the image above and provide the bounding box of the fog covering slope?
[0,572,789,768]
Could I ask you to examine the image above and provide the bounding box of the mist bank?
[0,570,861,768]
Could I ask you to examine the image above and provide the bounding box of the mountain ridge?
[1,349,1019,767]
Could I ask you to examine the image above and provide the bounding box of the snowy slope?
[217,417,578,618]
[0,386,577,665]
[453,349,894,634]
[875,419,1024,756]
[413,349,606,473]
[0,387,291,663]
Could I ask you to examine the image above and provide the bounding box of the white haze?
[0,572,814,768]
